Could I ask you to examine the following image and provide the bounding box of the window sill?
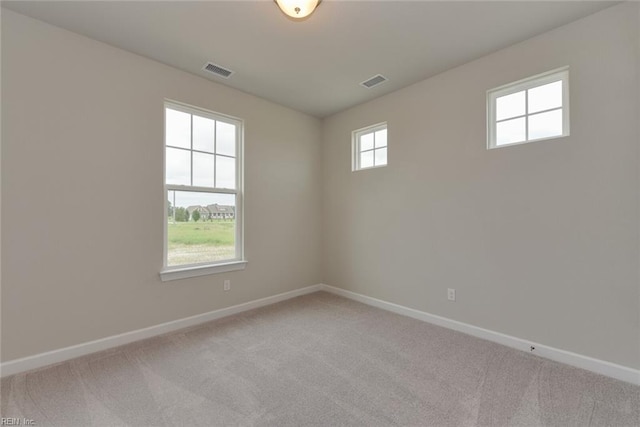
[160,260,247,282]
[354,164,387,172]
[487,133,569,150]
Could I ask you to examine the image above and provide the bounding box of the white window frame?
[352,122,388,171]
[160,100,246,282]
[487,66,570,149]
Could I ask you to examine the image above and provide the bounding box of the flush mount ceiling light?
[275,0,320,19]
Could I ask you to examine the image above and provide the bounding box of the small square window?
[487,67,569,149]
[353,123,388,171]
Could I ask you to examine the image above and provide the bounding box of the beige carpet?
[1,291,638,426]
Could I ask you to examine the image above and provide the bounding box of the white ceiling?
[2,1,617,118]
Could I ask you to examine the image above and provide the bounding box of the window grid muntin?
[164,100,243,270]
[353,122,388,171]
[488,67,569,149]
[495,89,563,142]
[495,106,562,124]
[166,110,236,190]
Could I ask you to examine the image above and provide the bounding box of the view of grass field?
[167,220,235,266]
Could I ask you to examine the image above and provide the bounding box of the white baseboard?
[319,284,640,386]
[3,283,638,386]
[0,284,323,378]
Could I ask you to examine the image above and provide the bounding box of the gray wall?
[2,3,639,372]
[1,10,323,362]
[322,3,639,369]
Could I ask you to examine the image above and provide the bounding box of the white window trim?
[352,122,388,171]
[487,66,570,149]
[160,260,247,282]
[160,100,246,282]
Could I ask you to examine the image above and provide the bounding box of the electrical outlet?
[223,280,231,291]
[447,288,456,301]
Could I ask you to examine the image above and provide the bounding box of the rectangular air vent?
[202,62,234,79]
[361,74,387,88]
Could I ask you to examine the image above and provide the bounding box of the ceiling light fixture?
[275,0,320,19]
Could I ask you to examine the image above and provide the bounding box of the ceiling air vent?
[202,62,234,79]
[360,74,387,89]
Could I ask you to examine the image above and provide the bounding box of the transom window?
[487,67,569,149]
[352,123,388,171]
[162,101,245,280]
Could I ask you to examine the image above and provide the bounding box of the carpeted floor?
[1,291,638,426]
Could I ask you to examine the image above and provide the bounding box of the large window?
[487,67,569,149]
[161,101,245,281]
[352,122,388,171]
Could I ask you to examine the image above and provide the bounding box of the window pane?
[165,108,191,149]
[360,150,374,168]
[193,116,215,153]
[216,155,236,189]
[361,133,374,151]
[374,129,387,148]
[528,80,562,114]
[496,117,526,146]
[528,109,563,140]
[193,152,215,188]
[496,91,525,121]
[374,147,387,166]
[166,147,191,185]
[167,191,236,266]
[216,121,236,157]
[168,190,176,222]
